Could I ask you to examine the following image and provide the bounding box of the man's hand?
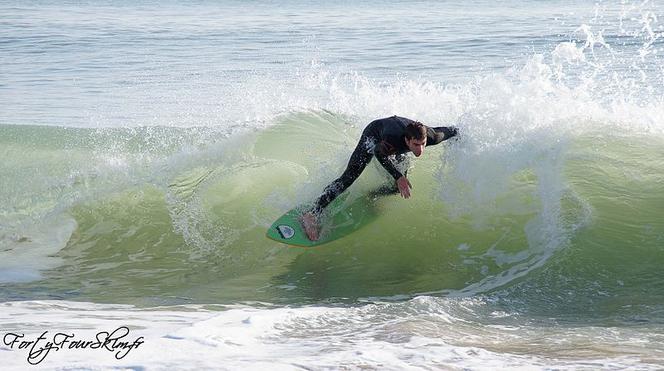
[396,176,412,199]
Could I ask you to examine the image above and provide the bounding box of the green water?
[2,113,664,326]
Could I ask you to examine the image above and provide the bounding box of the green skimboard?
[266,193,381,247]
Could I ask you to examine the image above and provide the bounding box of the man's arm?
[427,126,458,146]
[375,153,403,180]
[376,153,412,198]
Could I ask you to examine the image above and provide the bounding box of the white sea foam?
[0,216,76,283]
[1,299,661,370]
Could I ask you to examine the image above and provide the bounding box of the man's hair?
[405,122,427,140]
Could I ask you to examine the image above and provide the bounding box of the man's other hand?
[396,176,412,199]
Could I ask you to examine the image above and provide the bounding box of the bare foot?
[301,212,320,241]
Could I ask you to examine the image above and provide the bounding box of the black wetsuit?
[312,116,458,214]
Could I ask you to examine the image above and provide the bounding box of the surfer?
[301,115,458,241]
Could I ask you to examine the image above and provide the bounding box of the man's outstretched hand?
[396,176,412,199]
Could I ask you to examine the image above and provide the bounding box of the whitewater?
[1,0,664,369]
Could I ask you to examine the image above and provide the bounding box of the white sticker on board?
[277,225,295,239]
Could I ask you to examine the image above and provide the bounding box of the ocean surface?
[1,0,664,369]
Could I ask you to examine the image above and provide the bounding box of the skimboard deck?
[266,193,381,247]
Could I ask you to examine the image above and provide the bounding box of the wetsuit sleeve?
[428,126,458,146]
[375,153,403,180]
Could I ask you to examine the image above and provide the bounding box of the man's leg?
[313,135,374,214]
[302,136,374,240]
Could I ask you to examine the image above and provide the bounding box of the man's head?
[404,122,427,157]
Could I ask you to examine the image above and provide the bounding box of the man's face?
[406,137,426,157]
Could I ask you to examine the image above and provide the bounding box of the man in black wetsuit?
[302,115,458,240]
